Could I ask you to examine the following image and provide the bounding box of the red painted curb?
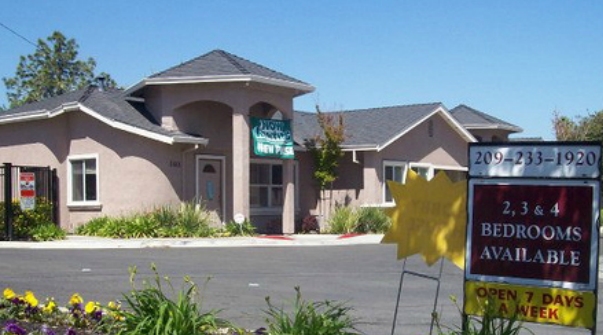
[258,235,295,241]
[337,233,366,239]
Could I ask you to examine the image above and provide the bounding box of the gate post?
[3,163,13,241]
[50,168,59,226]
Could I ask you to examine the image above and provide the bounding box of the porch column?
[232,112,250,221]
[282,159,295,234]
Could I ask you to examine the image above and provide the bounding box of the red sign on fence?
[19,172,36,211]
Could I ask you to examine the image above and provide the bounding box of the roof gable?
[0,86,207,145]
[450,104,523,133]
[127,49,314,95]
[294,103,475,151]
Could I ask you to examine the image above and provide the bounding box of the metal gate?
[0,163,58,241]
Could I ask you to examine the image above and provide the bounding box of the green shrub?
[355,207,391,233]
[264,286,361,335]
[76,202,222,238]
[120,263,234,335]
[0,198,64,241]
[327,206,359,234]
[29,222,66,241]
[176,202,214,237]
[435,296,532,335]
[326,205,391,234]
[223,219,256,236]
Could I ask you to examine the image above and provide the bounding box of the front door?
[197,157,223,219]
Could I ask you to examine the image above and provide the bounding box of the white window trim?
[67,154,101,208]
[250,158,299,215]
[432,164,468,172]
[382,160,408,204]
[409,162,435,180]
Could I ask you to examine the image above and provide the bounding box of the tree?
[3,31,117,108]
[305,106,346,228]
[552,110,603,142]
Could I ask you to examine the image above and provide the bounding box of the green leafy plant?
[29,222,66,241]
[119,263,233,335]
[435,296,532,335]
[263,286,361,335]
[224,219,256,236]
[355,207,391,234]
[76,202,221,238]
[0,198,63,241]
[326,206,360,234]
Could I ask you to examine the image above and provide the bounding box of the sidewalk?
[0,233,385,249]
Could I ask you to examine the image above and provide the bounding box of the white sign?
[469,143,601,178]
[19,172,36,211]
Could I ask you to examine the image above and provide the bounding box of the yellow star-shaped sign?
[381,170,467,269]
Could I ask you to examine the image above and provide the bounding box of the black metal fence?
[0,163,58,240]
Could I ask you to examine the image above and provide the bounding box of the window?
[383,161,407,203]
[410,163,433,181]
[250,162,283,208]
[68,155,99,206]
[383,161,468,203]
[434,169,467,182]
[250,160,298,210]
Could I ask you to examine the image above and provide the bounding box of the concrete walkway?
[0,233,385,249]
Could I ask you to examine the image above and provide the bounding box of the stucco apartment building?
[0,50,523,233]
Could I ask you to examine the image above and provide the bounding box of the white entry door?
[197,157,223,218]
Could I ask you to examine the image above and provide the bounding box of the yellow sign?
[381,170,467,268]
[464,281,596,329]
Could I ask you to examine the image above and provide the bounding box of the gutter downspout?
[181,144,199,201]
[352,149,360,164]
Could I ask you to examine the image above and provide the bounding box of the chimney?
[95,76,107,91]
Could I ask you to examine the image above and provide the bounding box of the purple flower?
[41,324,56,335]
[92,309,103,321]
[4,320,26,335]
[10,297,23,305]
[65,327,77,335]
[254,327,268,334]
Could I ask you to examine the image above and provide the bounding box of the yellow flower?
[24,290,38,307]
[43,299,57,314]
[107,301,120,310]
[85,301,100,314]
[3,288,16,300]
[69,293,83,306]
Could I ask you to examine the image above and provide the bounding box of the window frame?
[67,154,101,208]
[250,159,298,214]
[409,162,434,181]
[382,160,408,204]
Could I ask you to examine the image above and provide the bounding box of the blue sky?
[1,1,602,140]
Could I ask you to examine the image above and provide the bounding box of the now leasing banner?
[251,117,294,159]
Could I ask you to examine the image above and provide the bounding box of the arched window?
[203,164,216,173]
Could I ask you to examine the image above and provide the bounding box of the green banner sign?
[251,117,294,159]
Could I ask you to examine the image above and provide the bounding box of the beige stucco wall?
[0,111,185,231]
[142,82,297,225]
[301,112,470,220]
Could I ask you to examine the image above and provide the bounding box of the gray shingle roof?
[0,86,205,144]
[294,103,454,149]
[450,104,522,133]
[149,49,311,85]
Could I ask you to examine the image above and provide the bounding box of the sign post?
[465,142,600,333]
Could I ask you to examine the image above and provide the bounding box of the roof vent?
[95,76,107,91]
